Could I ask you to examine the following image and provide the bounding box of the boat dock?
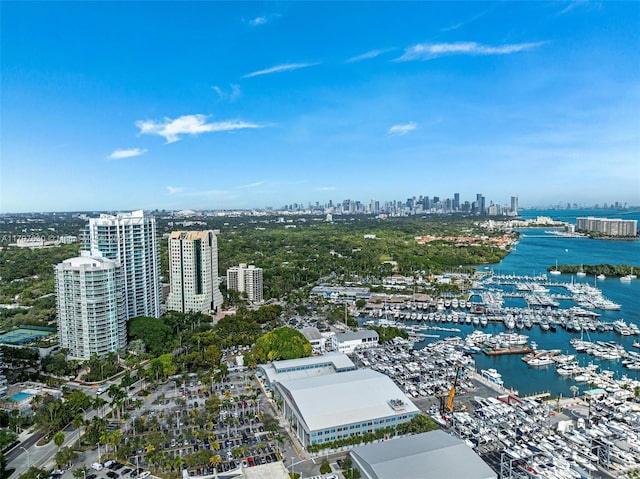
[483,345,532,356]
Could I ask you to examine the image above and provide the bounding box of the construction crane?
[444,364,466,413]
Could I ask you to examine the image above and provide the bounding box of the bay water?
[415,209,640,398]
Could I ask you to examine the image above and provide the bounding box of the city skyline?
[2,2,639,213]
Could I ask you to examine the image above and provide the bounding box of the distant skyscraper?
[227,263,264,303]
[85,210,160,319]
[476,194,486,215]
[511,196,519,215]
[167,230,224,314]
[55,251,126,359]
[453,193,460,211]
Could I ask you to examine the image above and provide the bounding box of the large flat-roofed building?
[576,217,638,237]
[331,330,379,354]
[310,285,371,302]
[259,353,356,388]
[274,368,419,447]
[167,230,223,314]
[350,430,496,479]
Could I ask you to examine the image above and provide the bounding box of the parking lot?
[114,369,286,476]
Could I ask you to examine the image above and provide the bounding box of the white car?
[137,472,150,479]
[90,463,103,471]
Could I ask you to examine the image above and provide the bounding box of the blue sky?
[1,1,639,213]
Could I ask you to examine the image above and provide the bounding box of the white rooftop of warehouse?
[334,330,378,342]
[351,430,497,479]
[259,353,355,386]
[240,461,289,479]
[276,368,419,432]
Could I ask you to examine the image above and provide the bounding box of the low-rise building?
[300,326,326,352]
[274,368,419,448]
[330,330,379,354]
[350,429,496,479]
[259,353,355,389]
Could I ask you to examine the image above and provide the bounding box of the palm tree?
[173,456,183,474]
[53,431,65,448]
[71,414,84,446]
[99,431,110,455]
[570,385,579,398]
[108,430,122,457]
[208,454,221,479]
[107,384,126,419]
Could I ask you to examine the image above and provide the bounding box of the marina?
[361,226,640,400]
[354,220,640,477]
[351,339,640,479]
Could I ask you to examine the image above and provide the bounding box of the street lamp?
[291,457,295,478]
[19,446,31,472]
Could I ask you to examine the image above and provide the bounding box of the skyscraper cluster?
[56,210,160,359]
[282,193,519,216]
[55,211,239,359]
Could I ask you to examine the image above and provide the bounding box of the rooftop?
[277,368,418,432]
[351,430,496,479]
[335,330,378,342]
[260,353,355,386]
[272,353,354,372]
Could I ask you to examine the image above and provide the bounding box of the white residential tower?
[85,210,160,318]
[227,263,264,303]
[55,251,126,359]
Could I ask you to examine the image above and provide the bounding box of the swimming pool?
[10,392,32,401]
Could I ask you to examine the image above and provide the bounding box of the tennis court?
[0,328,52,344]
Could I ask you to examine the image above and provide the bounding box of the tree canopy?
[128,317,173,356]
[249,327,312,364]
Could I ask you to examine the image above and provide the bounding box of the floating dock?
[482,345,532,356]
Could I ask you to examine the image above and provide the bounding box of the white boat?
[576,265,587,278]
[481,368,504,385]
[528,356,555,367]
[550,260,562,275]
[620,275,632,283]
[596,274,606,280]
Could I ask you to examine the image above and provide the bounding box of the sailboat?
[550,260,562,275]
[576,264,586,277]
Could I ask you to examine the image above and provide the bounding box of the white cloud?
[242,62,319,79]
[237,181,264,189]
[136,114,262,143]
[212,84,241,102]
[317,186,336,191]
[167,186,185,195]
[387,122,417,136]
[395,41,545,61]
[558,0,594,15]
[250,16,267,26]
[346,48,394,63]
[212,86,223,97]
[107,148,147,160]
